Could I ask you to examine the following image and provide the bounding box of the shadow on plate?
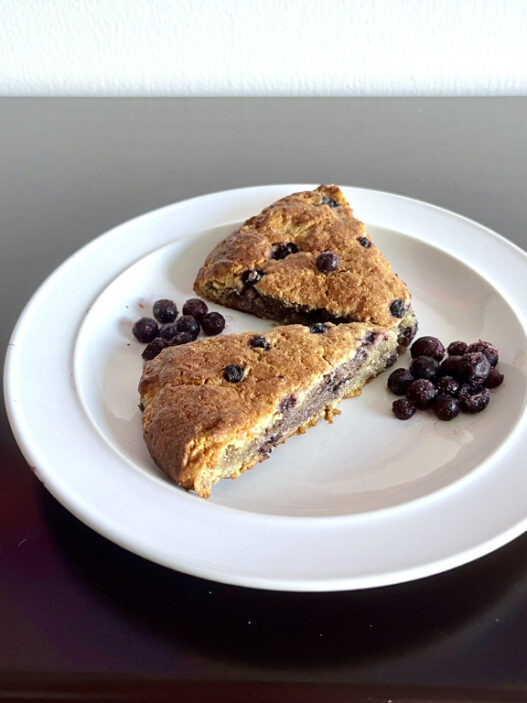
[166,222,236,295]
[41,489,527,672]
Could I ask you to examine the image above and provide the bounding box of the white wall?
[1,0,526,96]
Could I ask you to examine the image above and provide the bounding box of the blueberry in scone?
[194,185,417,351]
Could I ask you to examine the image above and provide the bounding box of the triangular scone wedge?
[139,321,398,498]
[194,185,417,350]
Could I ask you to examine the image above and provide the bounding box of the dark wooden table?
[1,98,527,702]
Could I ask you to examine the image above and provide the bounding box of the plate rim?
[4,184,527,591]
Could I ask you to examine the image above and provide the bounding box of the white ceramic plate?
[5,185,527,591]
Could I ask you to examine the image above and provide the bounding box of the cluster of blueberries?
[388,336,504,421]
[132,298,225,360]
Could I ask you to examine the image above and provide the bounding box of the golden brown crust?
[140,322,394,497]
[194,185,412,329]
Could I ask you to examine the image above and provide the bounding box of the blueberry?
[406,379,437,409]
[410,336,445,361]
[182,298,208,321]
[279,395,296,413]
[170,331,193,346]
[158,323,178,340]
[242,269,263,287]
[436,375,460,396]
[385,352,398,368]
[272,242,298,260]
[447,341,467,357]
[321,195,338,208]
[458,385,490,413]
[324,373,346,393]
[250,335,270,350]
[439,355,463,378]
[316,251,339,273]
[223,364,244,383]
[433,394,460,421]
[259,433,283,457]
[398,323,418,348]
[387,368,414,395]
[466,340,499,367]
[142,337,168,360]
[364,331,377,344]
[201,312,225,336]
[484,367,504,389]
[458,352,491,383]
[309,322,327,334]
[133,317,158,343]
[392,398,416,420]
[175,315,200,340]
[457,377,485,397]
[357,237,371,248]
[152,299,178,324]
[409,355,439,381]
[389,299,406,318]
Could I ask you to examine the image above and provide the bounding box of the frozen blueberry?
[458,378,485,396]
[242,269,263,287]
[357,237,371,248]
[321,195,338,208]
[466,340,499,367]
[458,352,491,383]
[389,299,406,319]
[447,341,467,357]
[436,375,460,396]
[410,336,445,361]
[201,311,225,336]
[158,323,178,340]
[406,379,437,409]
[133,317,158,343]
[142,337,168,360]
[458,385,490,413]
[182,298,208,321]
[250,335,270,350]
[409,355,439,381]
[387,368,414,395]
[316,251,339,273]
[152,299,178,324]
[175,315,200,340]
[484,367,504,389]
[272,242,298,260]
[439,355,463,378]
[170,331,193,346]
[433,394,460,421]
[223,364,244,383]
[309,322,327,334]
[392,398,417,420]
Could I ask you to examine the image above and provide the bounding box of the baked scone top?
[139,322,389,492]
[194,185,411,328]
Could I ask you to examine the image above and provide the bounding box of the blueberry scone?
[139,321,398,497]
[194,185,417,350]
